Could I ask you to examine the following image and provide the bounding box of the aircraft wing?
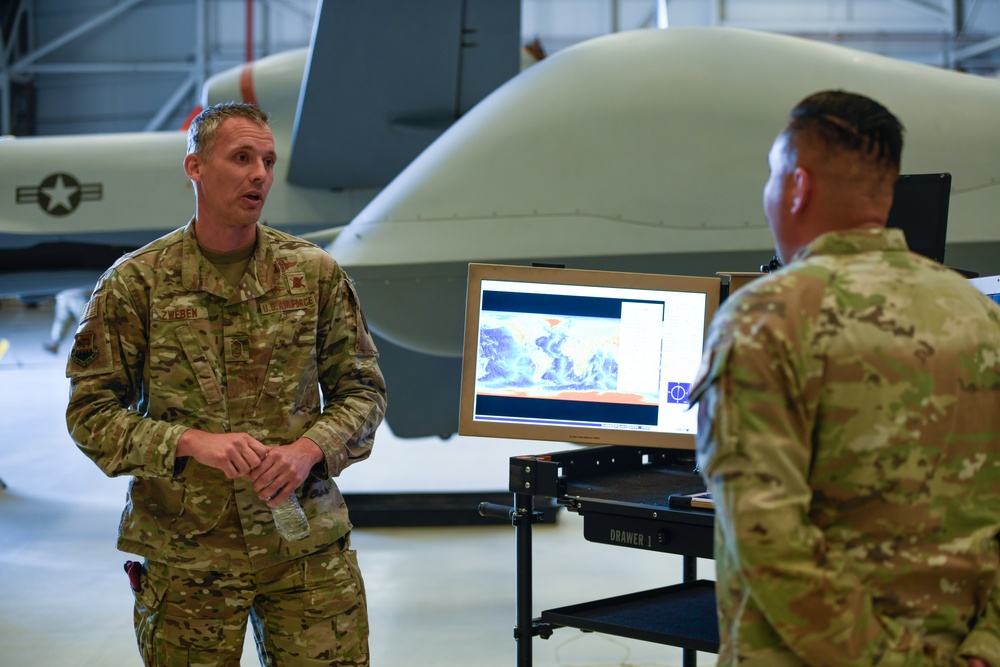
[287,0,521,189]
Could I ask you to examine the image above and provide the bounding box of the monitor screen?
[459,263,721,450]
[969,274,1000,307]
[886,173,951,264]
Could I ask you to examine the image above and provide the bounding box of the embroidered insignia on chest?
[285,271,309,294]
[226,335,251,363]
[259,294,316,314]
[71,332,99,367]
[155,306,209,321]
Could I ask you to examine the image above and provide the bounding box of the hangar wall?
[1,0,999,137]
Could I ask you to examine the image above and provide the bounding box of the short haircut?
[186,102,270,158]
[785,90,904,172]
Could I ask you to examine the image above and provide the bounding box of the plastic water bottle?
[270,494,310,541]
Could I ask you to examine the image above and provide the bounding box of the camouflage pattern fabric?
[690,228,1000,666]
[133,537,368,666]
[65,220,386,572]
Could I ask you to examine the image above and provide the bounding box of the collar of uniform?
[239,228,280,299]
[180,220,280,300]
[792,227,908,263]
[181,219,226,297]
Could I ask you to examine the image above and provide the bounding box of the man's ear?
[183,152,201,182]
[790,166,810,215]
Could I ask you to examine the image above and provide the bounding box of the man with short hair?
[691,90,1000,666]
[66,101,386,666]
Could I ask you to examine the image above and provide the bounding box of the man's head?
[186,102,270,158]
[763,90,905,264]
[183,102,276,246]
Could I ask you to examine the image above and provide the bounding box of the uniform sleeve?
[692,300,933,667]
[302,267,386,478]
[959,582,1000,666]
[65,270,187,479]
[958,309,1000,666]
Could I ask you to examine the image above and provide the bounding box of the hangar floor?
[0,298,714,667]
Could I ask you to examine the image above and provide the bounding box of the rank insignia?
[226,335,250,363]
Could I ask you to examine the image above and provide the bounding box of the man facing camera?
[66,102,386,666]
[691,90,1000,666]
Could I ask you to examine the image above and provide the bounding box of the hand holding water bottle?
[250,438,324,541]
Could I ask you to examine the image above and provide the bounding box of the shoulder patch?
[80,295,100,323]
[70,331,100,367]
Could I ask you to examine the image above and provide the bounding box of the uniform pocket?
[303,546,369,658]
[147,321,224,419]
[157,616,225,651]
[139,561,246,665]
[132,561,169,665]
[259,309,321,435]
[173,324,224,405]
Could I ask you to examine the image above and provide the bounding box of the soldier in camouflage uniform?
[690,90,1000,666]
[65,102,386,666]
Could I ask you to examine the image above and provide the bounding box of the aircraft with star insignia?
[2,3,998,440]
[0,0,521,301]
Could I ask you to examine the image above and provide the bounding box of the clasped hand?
[176,430,322,507]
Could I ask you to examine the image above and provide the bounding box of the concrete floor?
[0,297,714,667]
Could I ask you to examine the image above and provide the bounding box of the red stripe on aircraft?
[240,65,258,106]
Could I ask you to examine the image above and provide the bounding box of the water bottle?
[270,494,310,541]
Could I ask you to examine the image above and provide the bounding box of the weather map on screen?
[459,264,721,450]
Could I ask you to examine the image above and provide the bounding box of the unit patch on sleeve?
[71,331,99,367]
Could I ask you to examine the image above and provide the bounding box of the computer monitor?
[969,274,1000,307]
[459,263,721,450]
[886,173,951,264]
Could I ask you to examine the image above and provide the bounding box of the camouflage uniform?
[66,221,386,664]
[690,228,1000,666]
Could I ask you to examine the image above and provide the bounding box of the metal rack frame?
[482,445,719,667]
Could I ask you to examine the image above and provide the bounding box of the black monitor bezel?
[886,172,951,264]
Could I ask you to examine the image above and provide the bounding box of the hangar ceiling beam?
[0,0,32,135]
[952,32,1000,59]
[144,0,208,132]
[892,0,949,16]
[144,73,197,132]
[19,62,194,74]
[949,0,1000,70]
[258,0,314,21]
[9,0,148,75]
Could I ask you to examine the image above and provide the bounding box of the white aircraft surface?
[333,26,1000,358]
[0,0,520,299]
[327,26,1000,437]
[3,17,998,439]
[0,48,376,296]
